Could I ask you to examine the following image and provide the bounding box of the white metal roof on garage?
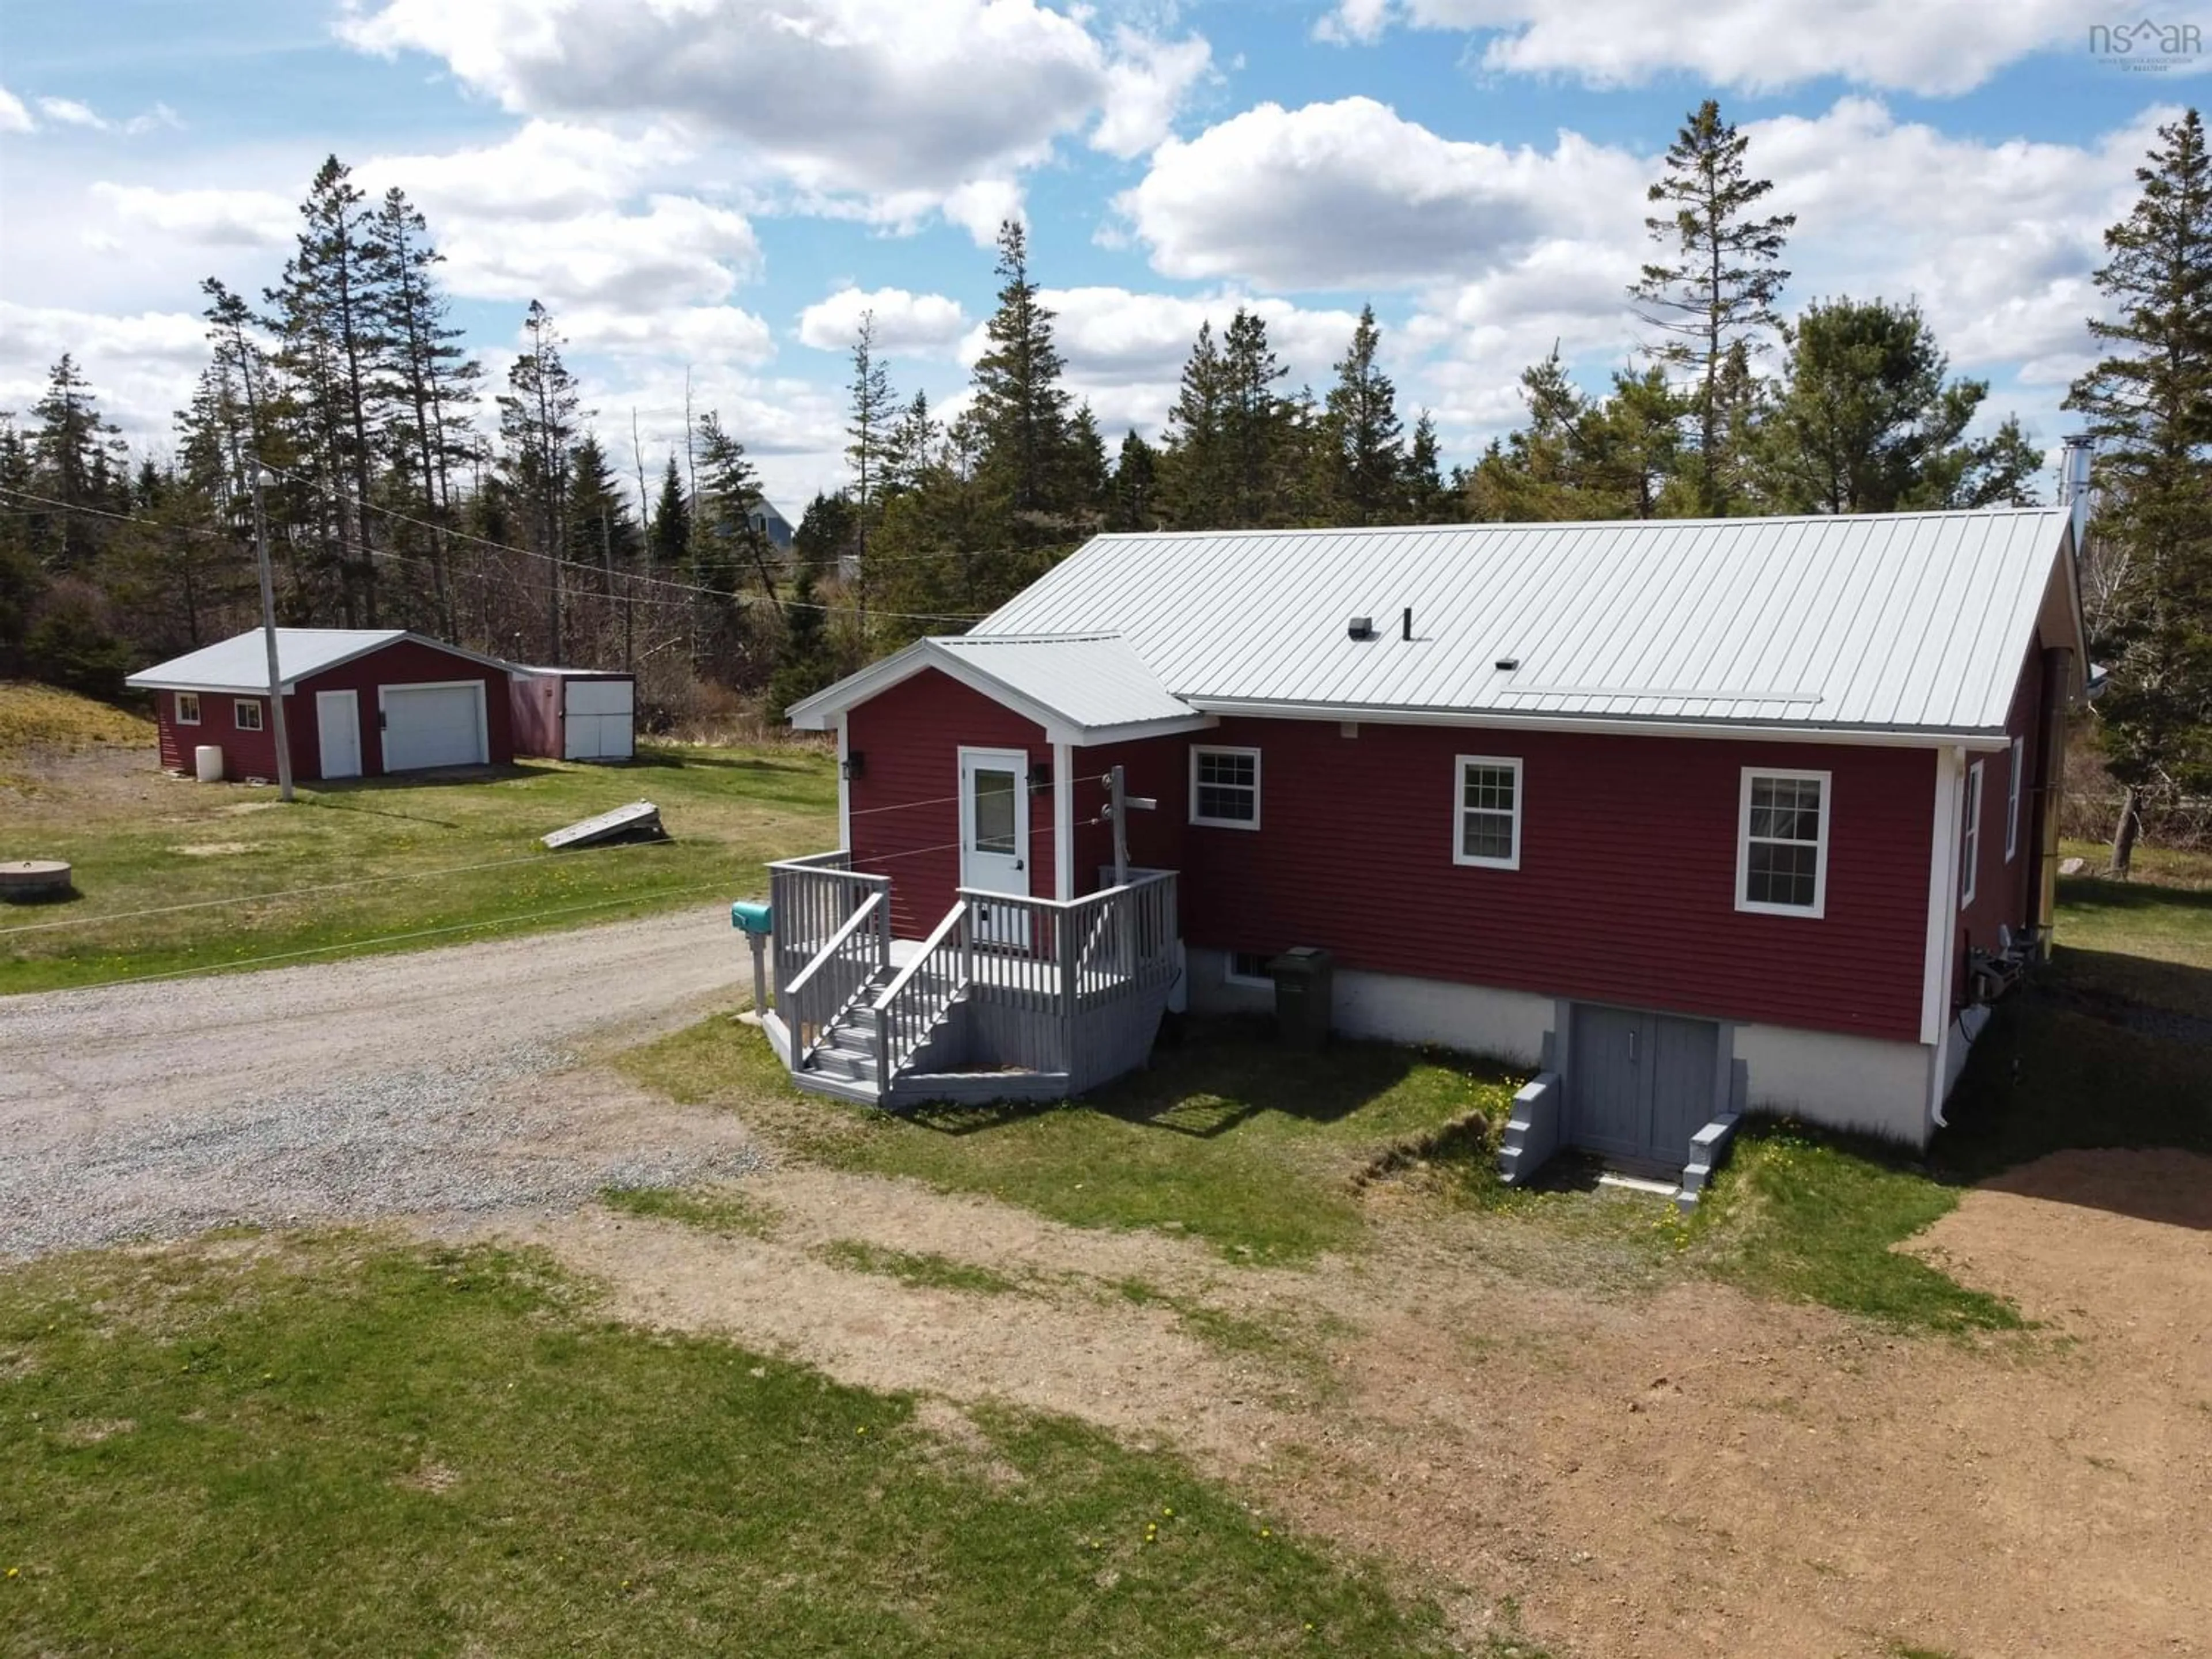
[128,628,513,695]
[791,507,2086,747]
[971,508,2084,743]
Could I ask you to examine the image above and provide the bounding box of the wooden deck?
[763,855,1180,1107]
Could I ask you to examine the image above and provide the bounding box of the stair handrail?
[874,897,970,1081]
[784,888,888,1068]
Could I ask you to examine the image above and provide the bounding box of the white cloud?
[1,88,35,134]
[437,194,762,310]
[90,182,296,249]
[339,0,1210,233]
[1318,0,2097,95]
[1118,97,1643,289]
[798,286,971,355]
[562,304,775,366]
[358,119,691,223]
[36,97,106,130]
[0,302,210,445]
[1093,29,1214,160]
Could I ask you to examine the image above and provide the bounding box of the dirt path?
[514,1149,2212,1659]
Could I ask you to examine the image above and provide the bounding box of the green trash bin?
[1268,946,1334,1050]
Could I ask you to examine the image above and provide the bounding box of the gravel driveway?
[0,905,764,1259]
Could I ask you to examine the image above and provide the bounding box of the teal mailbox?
[731,900,773,1021]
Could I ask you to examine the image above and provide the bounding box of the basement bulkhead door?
[1567,1004,1718,1166]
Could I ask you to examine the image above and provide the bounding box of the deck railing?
[874,901,968,1080]
[781,889,889,1067]
[768,852,889,1010]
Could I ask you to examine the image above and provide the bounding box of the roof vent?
[1347,616,1376,641]
[1495,657,1520,672]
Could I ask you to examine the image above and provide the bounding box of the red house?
[127,628,516,783]
[774,502,2088,1176]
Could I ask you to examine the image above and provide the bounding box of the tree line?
[1,101,2207,858]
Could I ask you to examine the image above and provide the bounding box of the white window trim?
[175,692,200,726]
[1189,745,1261,830]
[1735,767,1831,919]
[1224,951,1274,989]
[1452,754,1523,870]
[1961,759,1984,906]
[233,698,264,732]
[2005,736,2024,862]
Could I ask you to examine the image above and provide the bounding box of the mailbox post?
[730,900,774,1024]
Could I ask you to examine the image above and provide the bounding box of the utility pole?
[249,459,295,804]
[1103,766,1157,888]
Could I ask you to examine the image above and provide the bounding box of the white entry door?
[959,747,1031,947]
[315,689,361,779]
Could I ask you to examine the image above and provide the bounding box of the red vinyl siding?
[1950,635,2047,1006]
[846,669,1056,939]
[150,639,513,782]
[1179,718,1936,1041]
[293,640,513,779]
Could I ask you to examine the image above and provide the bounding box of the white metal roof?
[787,632,1210,745]
[971,508,2081,741]
[127,628,509,694]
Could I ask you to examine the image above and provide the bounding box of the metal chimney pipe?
[2061,435,2094,549]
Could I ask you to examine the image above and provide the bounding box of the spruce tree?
[1221,307,1291,526]
[27,355,126,569]
[2065,107,2212,872]
[694,411,779,613]
[649,454,691,571]
[1629,101,1794,514]
[497,300,585,659]
[1108,429,1161,531]
[969,219,1074,529]
[1319,305,1405,524]
[1161,320,1230,527]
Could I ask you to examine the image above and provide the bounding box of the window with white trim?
[1961,759,1984,905]
[234,698,264,732]
[1190,746,1260,828]
[1454,756,1522,869]
[175,692,200,725]
[1737,768,1830,917]
[2005,736,2024,862]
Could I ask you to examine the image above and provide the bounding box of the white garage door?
[382,683,486,772]
[563,677,634,761]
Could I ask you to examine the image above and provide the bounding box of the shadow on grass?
[2056,872,2212,918]
[627,749,826,774]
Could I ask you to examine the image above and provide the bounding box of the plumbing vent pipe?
[1402,607,1413,641]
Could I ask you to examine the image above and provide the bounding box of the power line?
[0,482,991,625]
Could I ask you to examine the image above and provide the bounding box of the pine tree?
[694,411,779,613]
[1629,101,1794,514]
[2065,107,2212,872]
[649,454,691,571]
[1402,413,1457,523]
[793,491,857,579]
[1756,298,2027,514]
[370,186,479,635]
[970,219,1074,531]
[1221,307,1292,526]
[845,310,895,593]
[1161,320,1230,527]
[1108,429,1161,531]
[880,391,937,501]
[1319,305,1405,524]
[26,355,126,569]
[497,299,585,660]
[267,156,392,623]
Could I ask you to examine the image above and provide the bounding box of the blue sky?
[2,1,2204,515]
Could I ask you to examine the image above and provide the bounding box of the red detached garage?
[127,628,516,782]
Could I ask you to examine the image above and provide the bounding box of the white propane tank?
[194,744,225,783]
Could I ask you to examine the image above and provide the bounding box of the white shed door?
[563,679,634,760]
[382,684,485,771]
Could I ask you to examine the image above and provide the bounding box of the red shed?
[508,666,637,762]
[781,503,2092,1166]
[127,628,515,783]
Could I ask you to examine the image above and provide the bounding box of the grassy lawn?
[1,684,835,994]
[621,1014,1527,1264]
[0,1235,1454,1658]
